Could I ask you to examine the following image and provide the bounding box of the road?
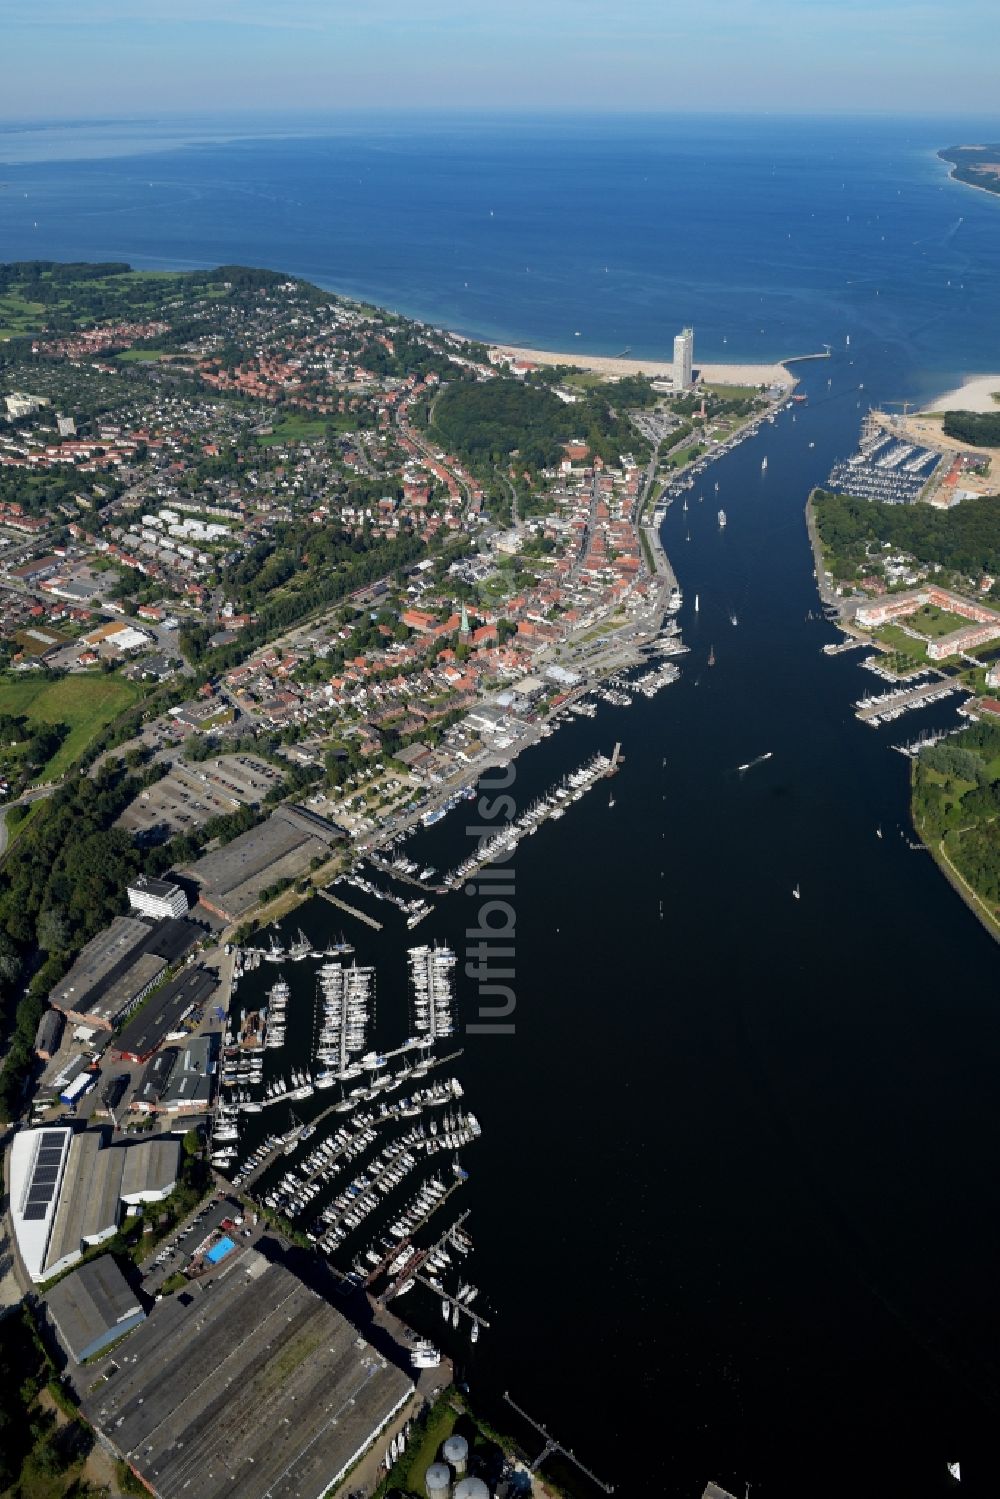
[0,782,59,859]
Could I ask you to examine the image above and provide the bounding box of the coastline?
[922,372,1000,413]
[911,766,1000,945]
[491,342,794,389]
[808,487,1000,948]
[937,148,1000,203]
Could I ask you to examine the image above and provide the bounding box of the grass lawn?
[259,413,351,446]
[0,290,47,339]
[561,370,606,390]
[0,674,142,778]
[872,622,930,661]
[116,348,165,362]
[701,382,762,400]
[666,442,705,469]
[907,604,974,639]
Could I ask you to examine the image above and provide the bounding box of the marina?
[825,412,943,505]
[853,679,965,724]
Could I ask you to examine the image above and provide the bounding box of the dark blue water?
[5,114,1000,1497]
[2,113,1000,386]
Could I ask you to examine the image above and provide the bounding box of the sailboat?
[730,612,738,626]
[876,825,883,839]
[792,883,801,900]
[686,530,691,542]
[707,645,716,667]
[761,456,768,472]
[682,498,688,512]
[608,792,615,808]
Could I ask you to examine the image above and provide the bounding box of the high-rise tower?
[673,326,694,389]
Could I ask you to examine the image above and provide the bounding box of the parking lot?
[118,753,284,839]
[140,1194,259,1295]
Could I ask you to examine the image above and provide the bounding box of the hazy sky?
[5,0,1000,118]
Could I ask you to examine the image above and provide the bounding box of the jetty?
[503,1392,615,1494]
[318,888,383,930]
[854,679,965,724]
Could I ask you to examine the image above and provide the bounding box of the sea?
[3,113,1000,1498]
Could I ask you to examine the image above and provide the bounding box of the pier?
[376,1182,468,1302]
[236,1045,465,1189]
[822,636,867,655]
[503,1392,615,1494]
[368,855,446,896]
[854,679,964,724]
[318,888,383,930]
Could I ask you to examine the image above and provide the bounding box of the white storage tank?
[453,1479,490,1499]
[442,1434,469,1475]
[425,1461,452,1499]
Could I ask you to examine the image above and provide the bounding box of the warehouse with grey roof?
[82,1250,412,1499]
[45,1255,146,1363]
[49,915,199,1031]
[182,804,341,922]
[112,966,218,1063]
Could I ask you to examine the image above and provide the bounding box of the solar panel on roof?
[41,1131,66,1144]
[27,1190,54,1209]
[38,1148,64,1166]
[32,1166,60,1185]
[22,1203,47,1221]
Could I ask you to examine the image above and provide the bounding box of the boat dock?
[855,679,964,724]
[318,888,383,930]
[368,855,446,896]
[822,636,867,655]
[237,1046,465,1190]
[377,1181,466,1301]
[503,1391,614,1493]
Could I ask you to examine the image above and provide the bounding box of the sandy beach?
[924,374,1000,413]
[492,343,794,389]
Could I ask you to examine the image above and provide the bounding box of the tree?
[36,906,70,955]
[0,930,21,984]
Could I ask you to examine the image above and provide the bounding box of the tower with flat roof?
[673,326,694,389]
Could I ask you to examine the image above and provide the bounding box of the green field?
[116,347,165,363]
[907,604,972,639]
[0,674,141,778]
[872,622,930,662]
[701,382,762,400]
[258,413,346,446]
[0,290,46,340]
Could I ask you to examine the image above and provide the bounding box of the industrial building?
[82,1251,413,1499]
[158,1034,216,1114]
[133,1034,216,1114]
[127,875,189,920]
[133,1049,179,1112]
[34,1008,64,1060]
[112,967,218,1064]
[183,804,342,922]
[49,915,199,1030]
[45,1255,146,1363]
[9,1127,181,1283]
[120,1139,182,1205]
